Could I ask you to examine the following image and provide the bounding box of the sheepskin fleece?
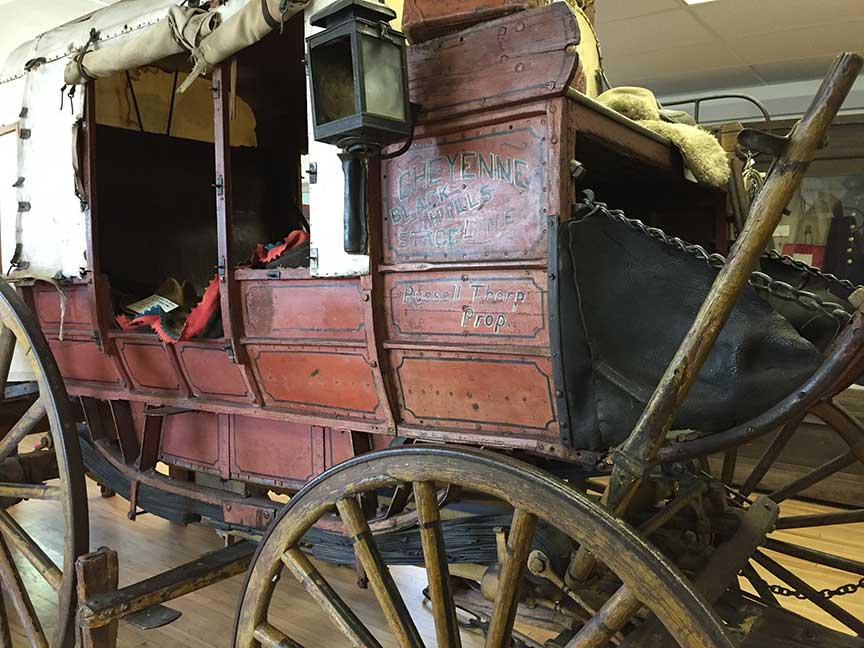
[596,86,731,187]
[643,119,731,187]
[597,86,660,121]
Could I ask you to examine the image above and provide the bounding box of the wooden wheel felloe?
[0,280,88,647]
[233,446,735,648]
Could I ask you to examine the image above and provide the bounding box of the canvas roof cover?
[0,0,310,280]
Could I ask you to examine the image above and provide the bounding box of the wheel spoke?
[565,585,641,648]
[812,401,864,463]
[0,534,47,648]
[741,563,778,606]
[0,325,16,398]
[0,580,11,648]
[484,508,537,648]
[639,480,707,536]
[336,497,424,648]
[767,451,857,503]
[282,547,382,648]
[0,399,45,463]
[753,550,864,636]
[776,508,864,530]
[764,538,864,576]
[253,622,304,648]
[738,416,802,497]
[414,481,461,648]
[0,510,62,591]
[0,483,60,501]
[385,484,412,519]
[720,449,737,487]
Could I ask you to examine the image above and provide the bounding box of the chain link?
[764,248,863,293]
[575,193,854,326]
[769,576,864,601]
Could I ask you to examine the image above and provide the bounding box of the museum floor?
[9,479,864,647]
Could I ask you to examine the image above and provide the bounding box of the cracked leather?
[560,212,824,450]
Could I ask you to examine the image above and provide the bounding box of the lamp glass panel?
[311,35,358,126]
[360,35,406,121]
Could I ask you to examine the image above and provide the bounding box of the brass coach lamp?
[306,0,412,254]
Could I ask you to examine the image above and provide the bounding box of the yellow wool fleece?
[597,86,661,121]
[597,87,731,187]
[642,119,731,188]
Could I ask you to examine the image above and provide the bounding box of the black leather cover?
[759,255,853,352]
[560,210,824,450]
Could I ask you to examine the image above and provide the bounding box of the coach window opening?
[90,15,309,342]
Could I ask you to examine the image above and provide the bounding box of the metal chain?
[769,576,864,601]
[575,193,853,325]
[763,248,863,293]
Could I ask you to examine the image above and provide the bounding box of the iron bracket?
[738,128,788,158]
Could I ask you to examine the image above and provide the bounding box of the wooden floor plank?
[3,480,862,645]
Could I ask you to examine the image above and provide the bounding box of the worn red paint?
[382,117,549,264]
[241,280,366,342]
[176,341,253,402]
[391,350,557,434]
[385,269,548,345]
[24,3,727,491]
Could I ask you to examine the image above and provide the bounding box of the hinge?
[309,247,319,271]
[217,255,227,279]
[18,201,31,212]
[212,80,221,100]
[306,162,318,185]
[19,129,31,140]
[213,175,224,196]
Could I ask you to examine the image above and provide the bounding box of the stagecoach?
[0,0,862,646]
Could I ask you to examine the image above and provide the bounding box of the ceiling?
[0,0,120,65]
[0,0,861,96]
[595,0,864,96]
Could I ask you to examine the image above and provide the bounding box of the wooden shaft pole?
[76,548,119,648]
[606,52,863,513]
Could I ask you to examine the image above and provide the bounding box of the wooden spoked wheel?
[234,446,734,648]
[0,280,88,647]
[726,401,864,637]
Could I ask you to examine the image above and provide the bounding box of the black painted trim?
[547,216,573,446]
